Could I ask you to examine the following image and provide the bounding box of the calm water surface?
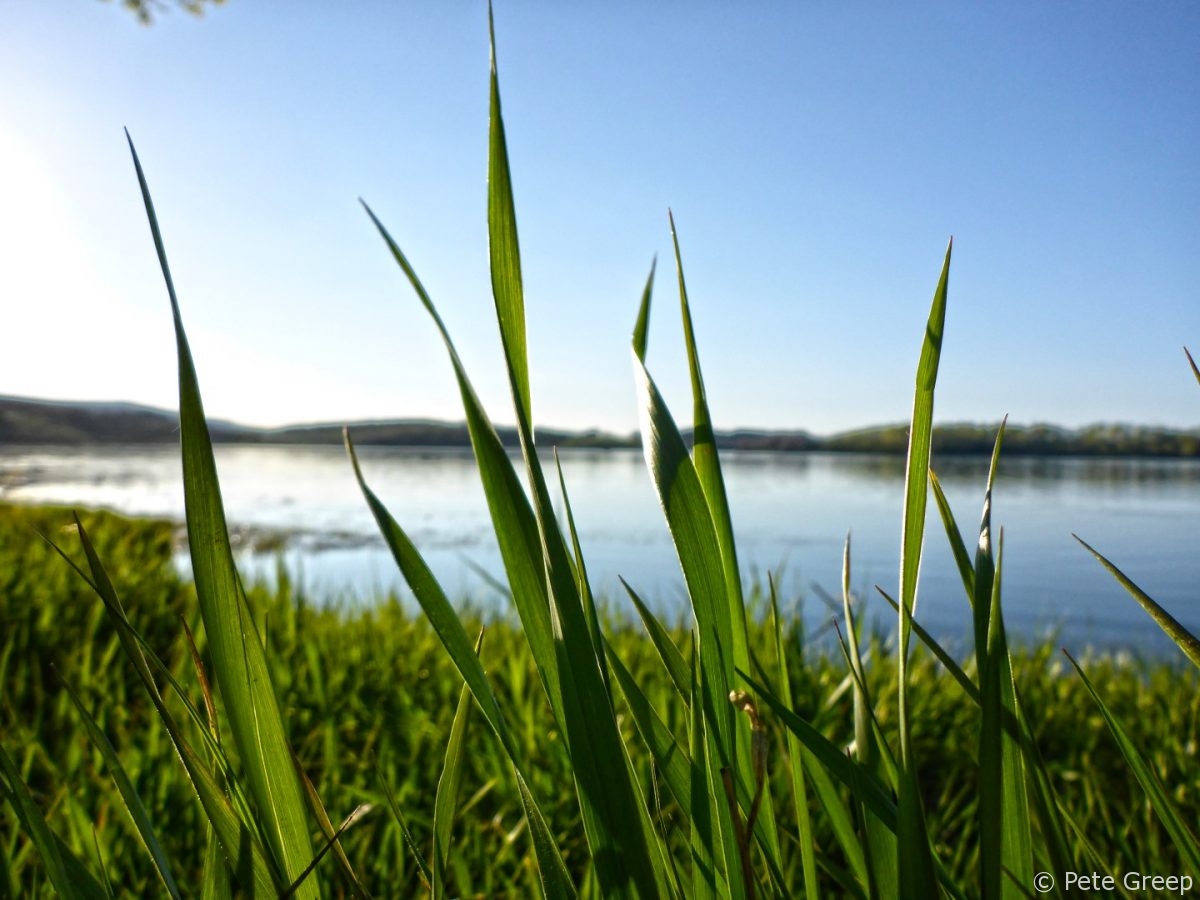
[2,444,1197,655]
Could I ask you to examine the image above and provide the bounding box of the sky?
[1,1,1197,435]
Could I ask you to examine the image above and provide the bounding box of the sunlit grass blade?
[432,632,481,900]
[359,202,560,716]
[978,533,1033,899]
[1073,535,1200,669]
[486,15,664,893]
[929,468,975,604]
[669,212,782,878]
[126,132,316,896]
[668,212,750,671]
[346,433,576,897]
[1065,651,1200,872]
[555,453,607,689]
[59,679,182,899]
[895,239,951,898]
[1185,346,1200,385]
[622,578,690,704]
[486,1,531,425]
[293,757,372,898]
[0,741,106,899]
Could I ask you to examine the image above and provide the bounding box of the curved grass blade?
[68,516,282,897]
[622,578,690,704]
[0,741,107,900]
[929,468,974,604]
[360,202,560,719]
[347,434,576,898]
[59,680,182,899]
[1073,535,1200,669]
[1065,651,1200,872]
[126,132,316,897]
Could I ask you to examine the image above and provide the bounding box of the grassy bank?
[1,502,1196,896]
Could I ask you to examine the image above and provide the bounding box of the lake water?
[2,444,1197,656]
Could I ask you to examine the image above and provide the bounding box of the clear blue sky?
[2,1,1197,434]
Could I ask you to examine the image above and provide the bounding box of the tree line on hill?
[1,396,1197,457]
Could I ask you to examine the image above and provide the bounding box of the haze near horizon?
[1,2,1197,434]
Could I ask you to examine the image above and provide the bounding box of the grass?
[0,503,1197,897]
[2,5,1199,897]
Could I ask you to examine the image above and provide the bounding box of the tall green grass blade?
[1065,652,1200,872]
[979,534,1033,899]
[486,2,530,425]
[360,203,561,717]
[1185,346,1200,385]
[669,212,781,880]
[486,16,665,892]
[432,633,481,900]
[631,358,734,753]
[1073,535,1200,669]
[59,679,182,899]
[895,239,951,898]
[555,453,608,692]
[0,741,106,899]
[126,132,317,897]
[668,213,750,672]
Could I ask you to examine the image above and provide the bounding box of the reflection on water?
[1,444,1196,655]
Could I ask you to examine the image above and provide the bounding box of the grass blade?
[895,239,952,898]
[59,679,182,899]
[622,578,690,704]
[979,533,1033,899]
[68,517,282,896]
[0,741,106,899]
[1074,535,1200,669]
[126,133,316,896]
[486,2,531,426]
[1186,346,1200,385]
[1065,652,1200,872]
[432,632,482,900]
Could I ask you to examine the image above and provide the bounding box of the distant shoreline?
[1,394,1198,457]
